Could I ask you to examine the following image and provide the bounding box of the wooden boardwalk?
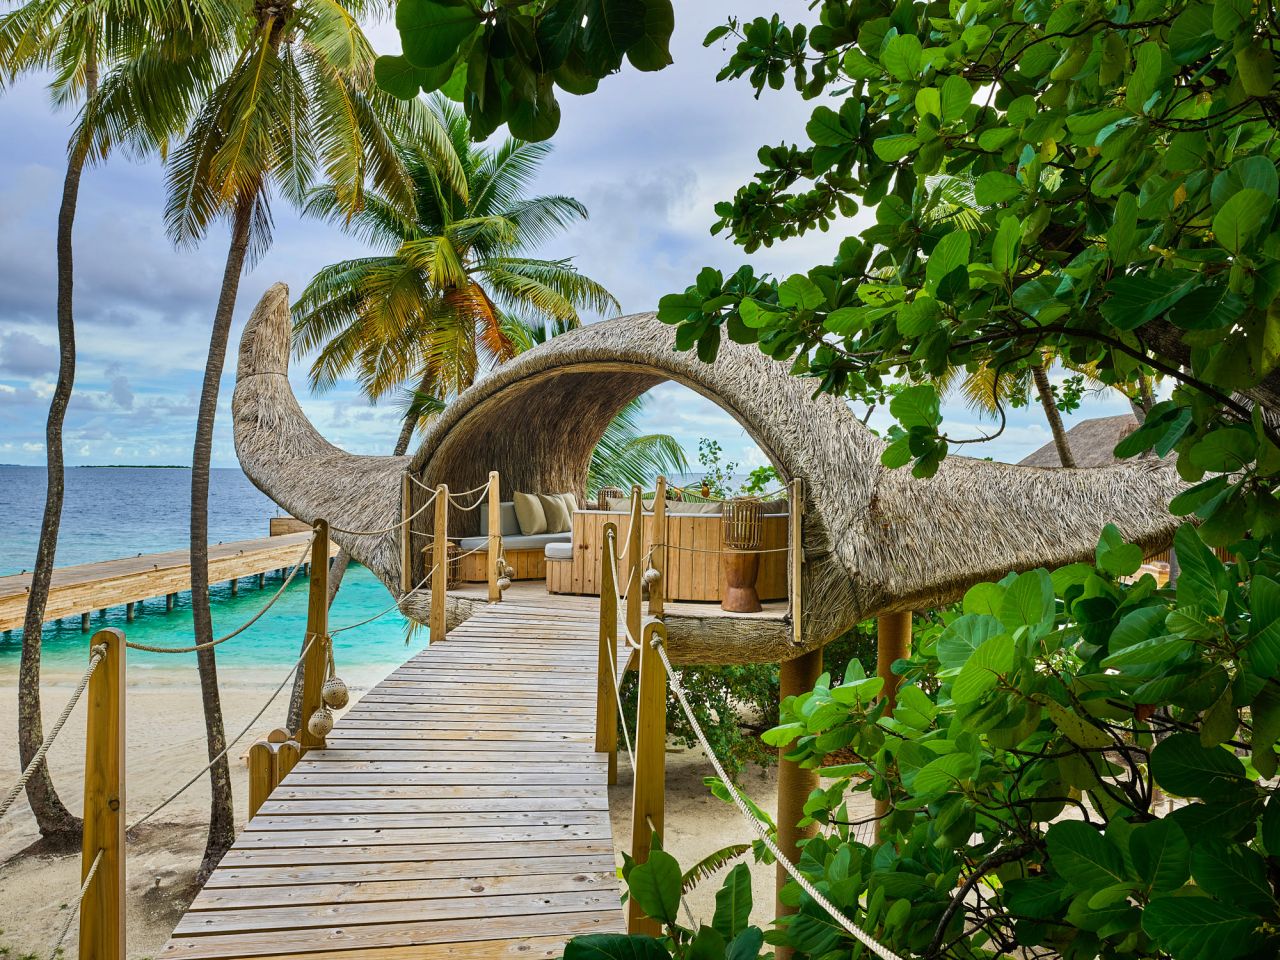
[0,532,325,632]
[162,598,624,959]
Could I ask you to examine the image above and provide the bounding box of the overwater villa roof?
[233,282,1183,664]
[1018,413,1141,469]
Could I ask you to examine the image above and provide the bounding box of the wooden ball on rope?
[502,562,515,579]
[497,576,512,592]
[643,567,661,585]
[322,676,349,710]
[307,706,334,739]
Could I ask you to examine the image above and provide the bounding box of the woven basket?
[722,499,763,550]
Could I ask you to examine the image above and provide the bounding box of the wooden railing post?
[81,627,125,960]
[626,485,643,654]
[789,477,804,646]
[247,741,275,819]
[299,520,330,752]
[400,471,412,594]
[596,522,620,786]
[649,477,666,618]
[487,471,501,603]
[628,617,668,935]
[430,484,449,643]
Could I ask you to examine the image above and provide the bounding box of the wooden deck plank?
[162,599,622,958]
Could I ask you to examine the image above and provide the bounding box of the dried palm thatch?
[233,282,1184,665]
[1019,414,1141,468]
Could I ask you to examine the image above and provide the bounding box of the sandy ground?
[0,661,861,958]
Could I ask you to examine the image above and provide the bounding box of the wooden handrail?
[628,616,668,935]
[789,477,803,646]
[486,471,502,603]
[625,485,643,650]
[81,627,125,960]
[649,477,666,618]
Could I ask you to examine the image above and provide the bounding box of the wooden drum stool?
[722,499,763,612]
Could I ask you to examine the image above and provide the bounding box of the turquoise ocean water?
[0,465,418,674]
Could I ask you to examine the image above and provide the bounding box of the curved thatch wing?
[233,284,1183,664]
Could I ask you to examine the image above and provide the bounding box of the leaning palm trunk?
[191,193,255,882]
[1031,363,1077,468]
[17,59,99,846]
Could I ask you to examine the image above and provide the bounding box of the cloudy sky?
[0,1,1133,472]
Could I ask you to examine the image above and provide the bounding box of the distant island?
[78,464,190,469]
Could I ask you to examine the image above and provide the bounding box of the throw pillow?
[513,491,548,535]
[538,493,571,533]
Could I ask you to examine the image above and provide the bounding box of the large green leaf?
[712,862,752,939]
[1150,732,1246,799]
[1190,841,1276,911]
[1046,821,1128,890]
[951,634,1014,702]
[1142,896,1263,960]
[911,751,978,800]
[889,383,941,429]
[1211,188,1271,253]
[625,0,674,71]
[398,0,482,68]
[627,849,683,925]
[998,569,1054,632]
[1099,271,1196,330]
[1248,576,1280,677]
[1129,820,1190,894]
[565,935,669,960]
[925,230,971,293]
[937,614,1004,669]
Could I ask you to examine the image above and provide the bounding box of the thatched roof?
[233,283,1184,665]
[1019,414,1141,468]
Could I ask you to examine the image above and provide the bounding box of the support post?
[648,477,666,618]
[430,484,449,643]
[81,627,125,960]
[125,602,134,623]
[257,573,265,589]
[400,471,412,595]
[487,471,502,603]
[247,741,275,819]
[628,618,668,936]
[81,612,90,632]
[298,520,331,752]
[625,486,643,654]
[775,645,824,946]
[874,610,913,830]
[230,578,238,597]
[789,478,804,646]
[596,522,620,786]
[166,593,175,612]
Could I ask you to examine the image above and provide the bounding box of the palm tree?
[289,98,617,656]
[89,0,463,880]
[0,0,222,844]
[292,96,618,409]
[588,396,689,493]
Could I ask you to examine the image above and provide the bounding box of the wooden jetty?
[0,532,330,633]
[162,596,625,959]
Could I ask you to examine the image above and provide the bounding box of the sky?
[0,1,1135,473]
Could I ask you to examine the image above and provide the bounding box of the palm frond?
[680,843,751,894]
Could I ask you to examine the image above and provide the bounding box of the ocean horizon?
[0,465,419,675]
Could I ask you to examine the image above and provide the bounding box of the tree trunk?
[285,406,420,730]
[17,56,99,846]
[1031,363,1077,468]
[191,193,255,883]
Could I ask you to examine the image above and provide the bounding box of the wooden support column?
[487,471,501,603]
[81,627,125,960]
[125,602,134,623]
[166,593,175,612]
[298,521,330,753]
[230,578,239,597]
[775,644,823,938]
[81,612,91,632]
[789,478,804,646]
[875,610,913,830]
[596,522,620,786]
[648,477,666,619]
[430,484,449,643]
[400,472,412,595]
[628,618,668,936]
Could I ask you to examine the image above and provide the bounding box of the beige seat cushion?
[559,491,579,514]
[513,491,547,535]
[538,493,571,533]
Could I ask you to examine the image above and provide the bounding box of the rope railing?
[329,563,439,635]
[128,635,316,832]
[651,636,906,960]
[328,486,438,537]
[0,644,107,822]
[49,847,103,959]
[603,636,636,773]
[122,535,315,655]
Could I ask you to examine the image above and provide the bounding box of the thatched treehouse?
[232,283,1182,666]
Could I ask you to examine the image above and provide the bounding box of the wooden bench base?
[547,558,573,594]
[458,547,547,582]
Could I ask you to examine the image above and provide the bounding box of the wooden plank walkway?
[162,598,624,959]
[0,532,328,632]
